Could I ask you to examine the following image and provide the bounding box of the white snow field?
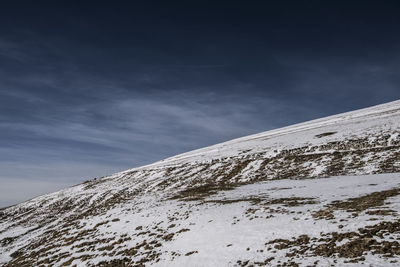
[1,100,400,266]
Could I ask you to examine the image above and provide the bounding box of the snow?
[0,100,400,266]
[4,172,400,266]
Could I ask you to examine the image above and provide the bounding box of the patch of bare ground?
[95,258,133,267]
[313,187,400,220]
[185,250,198,256]
[268,197,318,207]
[3,217,191,267]
[237,257,299,267]
[238,197,317,221]
[202,194,317,208]
[204,196,263,205]
[169,183,240,201]
[315,132,337,138]
[263,220,400,264]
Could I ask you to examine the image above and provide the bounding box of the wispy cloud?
[0,39,28,62]
[1,87,298,207]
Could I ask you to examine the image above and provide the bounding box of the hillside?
[1,100,400,266]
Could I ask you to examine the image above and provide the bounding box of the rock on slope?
[1,100,400,266]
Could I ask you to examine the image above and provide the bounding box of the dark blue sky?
[1,1,400,207]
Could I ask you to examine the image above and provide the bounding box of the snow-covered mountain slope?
[1,100,400,266]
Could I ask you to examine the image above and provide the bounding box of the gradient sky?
[1,1,400,207]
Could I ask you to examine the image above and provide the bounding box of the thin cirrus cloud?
[0,88,295,207]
